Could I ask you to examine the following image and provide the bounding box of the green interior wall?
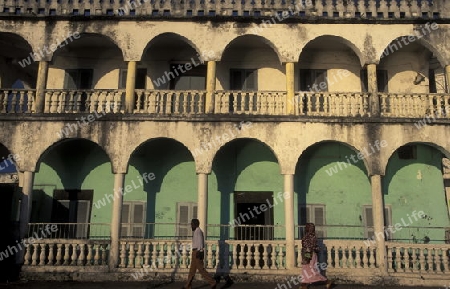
[295,142,372,240]
[31,140,113,238]
[383,144,450,244]
[209,139,283,240]
[126,139,197,238]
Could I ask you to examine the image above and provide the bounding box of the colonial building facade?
[0,0,450,286]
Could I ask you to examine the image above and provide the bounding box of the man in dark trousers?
[182,219,217,289]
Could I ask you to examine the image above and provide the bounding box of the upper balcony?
[0,0,448,20]
[1,24,450,121]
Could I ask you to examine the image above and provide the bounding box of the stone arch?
[140,32,202,61]
[299,35,365,67]
[35,138,114,174]
[219,34,283,64]
[377,34,445,67]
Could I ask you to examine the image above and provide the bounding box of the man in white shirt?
[182,219,217,289]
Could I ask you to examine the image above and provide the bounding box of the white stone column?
[35,61,49,113]
[285,62,295,115]
[125,61,137,113]
[19,171,34,240]
[367,63,380,116]
[197,173,208,237]
[445,65,450,93]
[109,173,124,269]
[283,174,295,270]
[371,174,387,275]
[205,61,216,113]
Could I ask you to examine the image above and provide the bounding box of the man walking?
[182,219,217,289]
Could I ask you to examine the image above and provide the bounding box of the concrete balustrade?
[0,0,446,18]
[3,89,450,119]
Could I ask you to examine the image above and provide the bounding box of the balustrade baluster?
[181,243,187,269]
[146,91,154,113]
[31,244,38,266]
[326,245,332,269]
[135,90,142,112]
[233,92,238,113]
[94,244,101,265]
[398,0,410,17]
[394,247,401,272]
[55,244,62,265]
[136,243,143,268]
[217,92,224,113]
[419,248,426,272]
[342,247,348,268]
[151,242,158,268]
[362,247,368,268]
[62,244,70,265]
[86,244,93,266]
[24,245,31,265]
[128,243,136,268]
[18,91,25,113]
[156,242,164,268]
[165,92,172,114]
[27,91,35,112]
[173,92,180,114]
[70,244,78,266]
[166,243,173,269]
[119,243,127,268]
[46,244,54,266]
[307,93,312,114]
[368,248,375,268]
[430,248,436,273]
[144,242,150,267]
[38,244,46,265]
[0,91,7,113]
[443,249,450,273]
[101,244,108,265]
[10,91,18,113]
[238,244,245,269]
[262,244,269,269]
[78,243,85,266]
[185,92,191,114]
[414,248,423,271]
[198,92,205,113]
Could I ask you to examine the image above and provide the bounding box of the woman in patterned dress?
[300,223,333,289]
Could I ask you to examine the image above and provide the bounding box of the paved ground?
[0,281,446,289]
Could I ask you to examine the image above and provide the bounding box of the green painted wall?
[295,142,372,240]
[29,139,449,243]
[383,144,450,244]
[209,139,283,240]
[126,139,197,238]
[32,140,113,238]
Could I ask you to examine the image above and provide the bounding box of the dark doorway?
[234,191,274,240]
[0,184,19,282]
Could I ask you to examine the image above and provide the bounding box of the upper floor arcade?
[1,20,450,119]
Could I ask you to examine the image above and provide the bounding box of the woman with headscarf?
[300,223,333,289]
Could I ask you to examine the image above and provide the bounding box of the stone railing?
[295,91,370,117]
[295,240,377,269]
[387,242,450,274]
[381,93,450,118]
[0,0,446,18]
[2,89,450,120]
[215,91,286,115]
[0,89,35,113]
[134,89,205,115]
[23,239,110,266]
[44,89,125,113]
[118,239,287,271]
